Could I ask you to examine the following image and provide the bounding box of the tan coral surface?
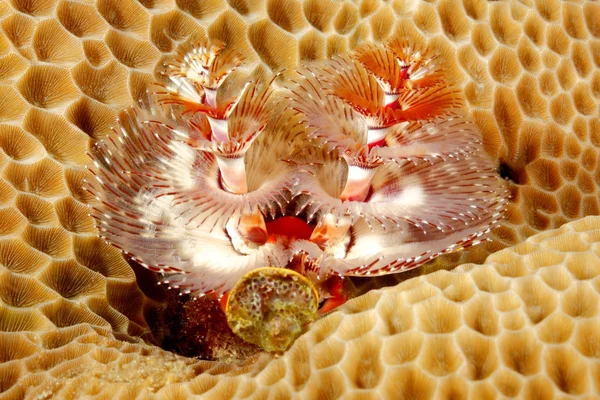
[5,214,600,398]
[1,0,600,398]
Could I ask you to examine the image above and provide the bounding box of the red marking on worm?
[265,216,314,244]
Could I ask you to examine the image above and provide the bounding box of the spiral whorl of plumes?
[89,42,294,296]
[287,38,508,278]
[89,38,508,298]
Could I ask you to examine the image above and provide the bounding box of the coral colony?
[88,38,508,352]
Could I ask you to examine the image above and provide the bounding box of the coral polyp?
[88,37,508,352]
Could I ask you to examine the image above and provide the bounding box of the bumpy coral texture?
[6,219,600,398]
[0,0,599,398]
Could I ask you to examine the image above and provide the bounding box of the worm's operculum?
[225,267,319,353]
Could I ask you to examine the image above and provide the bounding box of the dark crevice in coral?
[161,291,261,361]
[498,162,524,185]
[126,259,260,361]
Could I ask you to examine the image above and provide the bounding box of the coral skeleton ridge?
[1,0,600,398]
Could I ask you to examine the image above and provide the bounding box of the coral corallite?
[88,37,508,351]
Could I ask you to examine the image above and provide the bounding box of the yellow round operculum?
[225,267,319,352]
